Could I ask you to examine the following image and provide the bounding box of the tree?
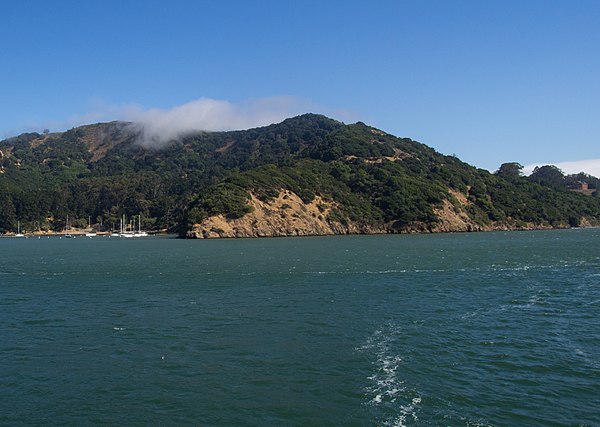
[0,193,17,232]
[495,162,523,180]
[529,165,565,189]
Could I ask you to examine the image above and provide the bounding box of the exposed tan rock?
[29,134,51,149]
[449,189,470,206]
[215,140,235,153]
[187,187,594,239]
[188,188,483,239]
[187,190,388,238]
[431,199,484,232]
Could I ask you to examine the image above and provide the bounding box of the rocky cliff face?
[187,188,482,238]
[187,187,572,239]
[187,190,388,238]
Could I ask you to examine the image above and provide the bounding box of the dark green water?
[1,229,599,426]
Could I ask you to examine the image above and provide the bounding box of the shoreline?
[1,230,167,238]
[2,224,598,239]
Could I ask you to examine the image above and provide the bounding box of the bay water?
[1,229,599,426]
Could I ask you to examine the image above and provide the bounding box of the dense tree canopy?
[1,114,600,235]
[495,162,524,180]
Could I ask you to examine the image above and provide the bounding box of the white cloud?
[36,96,316,147]
[523,158,600,178]
[122,96,316,147]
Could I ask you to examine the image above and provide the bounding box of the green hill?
[1,114,599,237]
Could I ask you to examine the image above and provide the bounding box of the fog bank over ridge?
[29,96,315,148]
[122,96,314,148]
[10,95,599,179]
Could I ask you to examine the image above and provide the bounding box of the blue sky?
[1,0,599,174]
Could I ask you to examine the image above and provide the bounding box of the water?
[1,230,599,426]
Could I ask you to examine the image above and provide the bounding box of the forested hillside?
[1,114,599,237]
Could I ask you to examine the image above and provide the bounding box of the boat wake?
[357,323,422,426]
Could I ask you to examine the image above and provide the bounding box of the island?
[1,114,599,238]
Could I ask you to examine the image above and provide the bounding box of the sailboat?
[134,215,148,237]
[110,221,120,237]
[15,221,25,237]
[65,215,72,238]
[119,214,134,238]
[85,216,97,237]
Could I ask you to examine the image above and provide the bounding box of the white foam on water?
[463,420,494,427]
[358,324,422,426]
[304,269,410,275]
[385,397,422,427]
[112,327,126,331]
[358,326,404,405]
[364,269,409,275]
